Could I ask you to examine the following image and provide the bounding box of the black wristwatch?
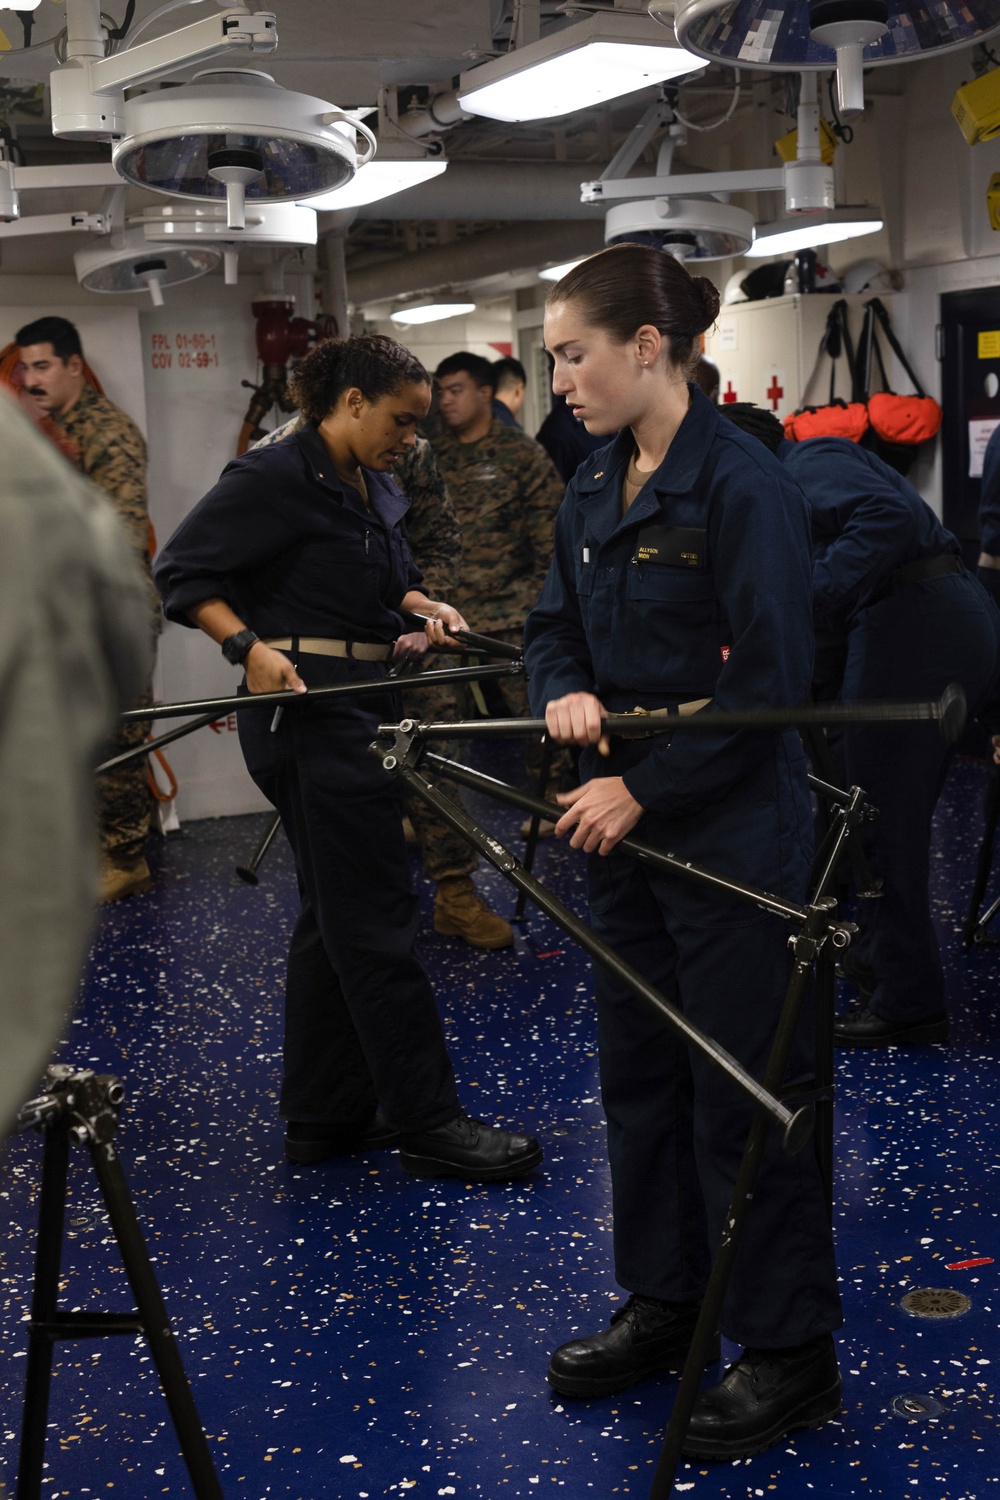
[221,629,260,666]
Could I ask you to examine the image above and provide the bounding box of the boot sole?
[835,1021,949,1048]
[548,1334,722,1398]
[101,875,154,904]
[680,1377,842,1460]
[399,1141,543,1182]
[433,917,514,949]
[284,1129,401,1163]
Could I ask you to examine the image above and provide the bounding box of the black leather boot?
[284,1108,400,1163]
[834,1005,948,1047]
[399,1113,542,1182]
[682,1333,841,1460]
[547,1295,719,1398]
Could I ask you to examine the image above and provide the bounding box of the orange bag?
[784,399,869,443]
[867,390,942,446]
[784,300,869,444]
[857,299,942,473]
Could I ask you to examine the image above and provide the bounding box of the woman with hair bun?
[524,246,842,1457]
[155,334,541,1184]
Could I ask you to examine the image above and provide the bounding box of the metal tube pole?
[391,758,813,1150]
[383,684,965,742]
[647,900,837,1499]
[89,1140,224,1499]
[97,711,217,774]
[235,811,282,884]
[120,661,521,724]
[16,1124,71,1500]
[419,750,829,931]
[514,735,554,921]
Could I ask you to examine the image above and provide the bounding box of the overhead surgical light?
[595,107,754,261]
[138,200,317,284]
[74,228,221,304]
[581,72,878,254]
[389,302,476,326]
[457,11,702,123]
[46,3,376,229]
[656,0,1000,119]
[745,206,884,256]
[113,70,375,231]
[605,197,753,259]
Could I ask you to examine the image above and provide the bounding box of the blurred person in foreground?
[0,390,151,1133]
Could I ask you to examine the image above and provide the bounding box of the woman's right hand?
[544,691,610,756]
[244,643,307,696]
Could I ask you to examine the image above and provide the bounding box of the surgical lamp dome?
[605,197,753,260]
[75,228,220,304]
[112,71,371,212]
[660,0,1000,75]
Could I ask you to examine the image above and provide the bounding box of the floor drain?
[900,1287,971,1318]
[892,1393,944,1420]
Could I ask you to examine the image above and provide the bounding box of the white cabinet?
[704,293,894,421]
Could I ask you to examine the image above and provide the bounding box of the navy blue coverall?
[978,424,1000,603]
[524,387,842,1348]
[154,424,460,1133]
[780,438,997,1027]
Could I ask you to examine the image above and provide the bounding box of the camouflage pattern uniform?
[253,419,475,879]
[431,417,568,785]
[56,384,160,867]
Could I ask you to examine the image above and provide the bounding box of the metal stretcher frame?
[963,762,1000,945]
[370,703,951,1500]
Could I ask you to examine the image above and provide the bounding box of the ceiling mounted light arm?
[51,0,277,140]
[598,91,679,183]
[0,210,109,240]
[582,165,784,203]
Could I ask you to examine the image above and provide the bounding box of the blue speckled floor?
[1,751,998,1499]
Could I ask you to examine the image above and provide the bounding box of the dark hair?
[434,351,496,393]
[694,354,721,402]
[547,244,721,377]
[718,402,786,453]
[492,356,526,392]
[16,315,83,362]
[289,334,429,422]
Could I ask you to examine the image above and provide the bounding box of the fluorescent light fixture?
[538,257,589,283]
[389,302,476,326]
[457,12,702,123]
[745,207,883,257]
[304,158,447,211]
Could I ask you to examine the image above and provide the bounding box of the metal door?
[940,287,1000,569]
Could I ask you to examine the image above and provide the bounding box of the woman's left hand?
[393,631,430,661]
[424,602,469,649]
[555,777,644,855]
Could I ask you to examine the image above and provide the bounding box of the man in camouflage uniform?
[17,316,161,904]
[433,352,569,813]
[253,413,513,948]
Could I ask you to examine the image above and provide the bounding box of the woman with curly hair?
[155,334,541,1183]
